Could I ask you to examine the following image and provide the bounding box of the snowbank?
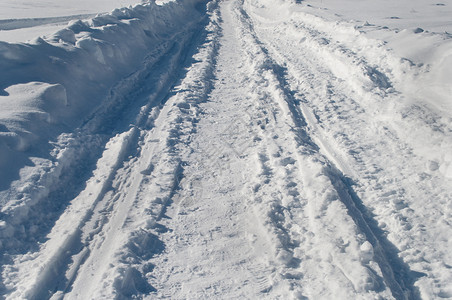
[252,0,452,180]
[0,1,205,208]
[245,1,452,297]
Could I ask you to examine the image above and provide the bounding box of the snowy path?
[149,4,278,297]
[1,0,452,299]
[150,2,399,298]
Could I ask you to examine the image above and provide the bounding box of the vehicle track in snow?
[1,2,217,298]
[245,1,452,297]
[234,1,420,298]
[149,0,416,298]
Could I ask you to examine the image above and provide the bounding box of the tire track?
[147,3,284,297]
[237,1,421,298]
[244,5,431,298]
[2,3,217,298]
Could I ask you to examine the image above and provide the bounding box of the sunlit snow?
[0,0,451,299]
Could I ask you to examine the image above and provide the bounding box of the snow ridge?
[0,0,206,243]
[1,0,211,297]
[0,0,205,192]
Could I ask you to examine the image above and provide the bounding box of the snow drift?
[0,0,205,190]
[0,0,208,253]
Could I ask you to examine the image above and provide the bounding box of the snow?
[0,0,142,19]
[298,0,452,116]
[302,0,452,34]
[1,0,452,299]
[0,0,203,193]
[0,0,145,43]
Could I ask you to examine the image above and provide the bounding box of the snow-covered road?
[1,0,452,299]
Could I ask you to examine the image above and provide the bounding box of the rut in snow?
[236,3,422,299]
[0,1,217,298]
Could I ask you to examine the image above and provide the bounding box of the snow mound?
[0,0,205,193]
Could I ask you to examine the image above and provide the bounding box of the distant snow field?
[304,0,452,33]
[0,0,143,42]
[0,0,142,19]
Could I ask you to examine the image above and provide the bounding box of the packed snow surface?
[1,0,451,299]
